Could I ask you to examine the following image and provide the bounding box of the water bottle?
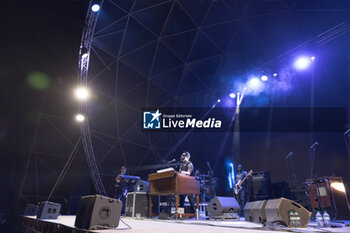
[288,211,295,227]
[323,211,330,227]
[315,211,323,227]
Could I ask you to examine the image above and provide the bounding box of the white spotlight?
[229,93,236,98]
[273,73,278,77]
[75,114,85,122]
[294,56,311,70]
[74,87,90,101]
[91,4,100,12]
[261,75,268,81]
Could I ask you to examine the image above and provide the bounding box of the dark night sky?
[0,0,87,227]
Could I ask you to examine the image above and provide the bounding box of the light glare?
[294,56,311,70]
[74,87,90,101]
[261,75,268,81]
[229,93,236,98]
[76,114,85,122]
[331,182,345,193]
[91,4,100,12]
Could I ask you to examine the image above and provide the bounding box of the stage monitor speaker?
[134,180,150,193]
[265,198,311,228]
[244,202,255,221]
[207,196,240,215]
[252,200,267,223]
[74,195,122,230]
[126,192,148,218]
[24,204,38,216]
[37,201,61,219]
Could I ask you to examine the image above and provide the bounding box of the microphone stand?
[309,142,323,218]
[344,129,350,156]
[286,152,297,188]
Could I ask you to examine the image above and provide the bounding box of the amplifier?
[308,177,350,219]
[126,192,149,218]
[251,171,271,200]
[37,201,61,219]
[291,185,311,211]
[134,180,149,193]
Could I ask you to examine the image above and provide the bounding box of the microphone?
[168,158,176,163]
[286,152,294,158]
[344,129,350,135]
[310,142,319,149]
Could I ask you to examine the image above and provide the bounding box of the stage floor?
[24,215,350,233]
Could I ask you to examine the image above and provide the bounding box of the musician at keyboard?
[115,166,128,215]
[179,151,196,213]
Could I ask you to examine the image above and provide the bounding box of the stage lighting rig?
[294,56,315,70]
[75,114,85,122]
[229,93,236,98]
[261,75,268,81]
[91,4,100,12]
[74,87,90,101]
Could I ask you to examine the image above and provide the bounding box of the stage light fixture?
[74,87,90,101]
[261,75,268,81]
[229,93,236,98]
[217,99,221,103]
[294,56,311,70]
[273,73,278,77]
[91,4,100,12]
[81,47,89,59]
[331,182,346,193]
[311,56,315,61]
[247,77,261,88]
[75,114,85,122]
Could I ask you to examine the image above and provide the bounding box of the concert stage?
[22,216,350,233]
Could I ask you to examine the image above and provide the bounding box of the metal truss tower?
[78,0,106,196]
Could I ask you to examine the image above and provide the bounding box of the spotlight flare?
[261,75,268,81]
[229,93,236,98]
[75,114,85,122]
[91,4,100,12]
[74,87,90,101]
[294,56,311,70]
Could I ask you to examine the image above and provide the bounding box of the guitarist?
[235,164,249,216]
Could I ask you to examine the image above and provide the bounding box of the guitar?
[233,170,253,195]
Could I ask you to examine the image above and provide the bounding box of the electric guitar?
[233,170,253,195]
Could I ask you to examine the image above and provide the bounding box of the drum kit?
[196,170,217,202]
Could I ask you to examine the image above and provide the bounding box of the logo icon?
[143,109,162,129]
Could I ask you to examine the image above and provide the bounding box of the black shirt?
[179,161,194,176]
